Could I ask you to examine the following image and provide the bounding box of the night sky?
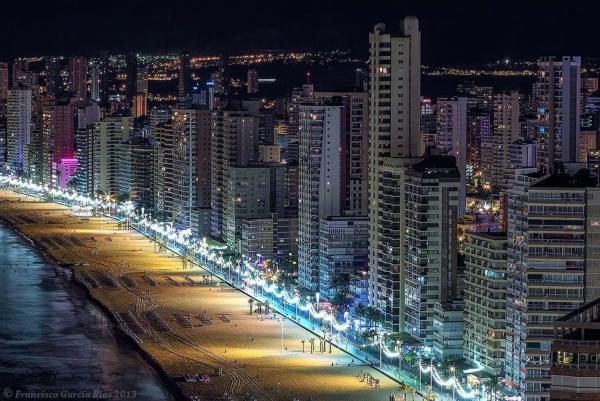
[1,0,599,64]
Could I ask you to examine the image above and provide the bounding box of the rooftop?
[531,169,597,188]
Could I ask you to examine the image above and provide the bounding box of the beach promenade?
[0,190,404,401]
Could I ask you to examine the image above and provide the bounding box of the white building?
[6,89,32,173]
[92,116,133,194]
[367,17,422,333]
[298,103,343,291]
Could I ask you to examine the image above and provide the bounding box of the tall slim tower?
[6,89,32,173]
[367,17,421,333]
[298,102,344,291]
[436,97,468,217]
[247,69,259,94]
[90,65,100,102]
[491,91,520,189]
[125,53,137,103]
[178,52,192,107]
[69,57,87,100]
[0,63,9,101]
[536,56,581,171]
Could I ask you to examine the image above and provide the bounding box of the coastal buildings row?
[1,19,600,401]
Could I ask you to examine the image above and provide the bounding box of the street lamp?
[418,355,422,391]
[450,366,456,401]
[430,358,434,391]
[279,316,285,353]
[396,340,402,375]
[378,334,383,367]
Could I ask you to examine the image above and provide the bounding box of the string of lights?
[0,177,480,399]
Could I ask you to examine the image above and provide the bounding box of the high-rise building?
[41,103,75,184]
[247,69,259,94]
[133,67,149,118]
[286,84,314,164]
[463,231,508,376]
[210,107,259,238]
[225,164,286,251]
[12,60,28,89]
[314,91,369,215]
[127,135,154,212]
[551,299,600,401]
[45,58,61,98]
[535,57,581,171]
[157,108,211,235]
[6,89,32,173]
[0,62,8,101]
[298,102,345,291]
[240,214,298,262]
[319,216,368,301]
[436,97,468,217]
[404,155,460,343]
[178,52,192,107]
[367,17,421,333]
[491,91,521,189]
[75,102,101,194]
[90,65,100,102]
[505,168,600,400]
[420,97,436,153]
[69,57,87,100]
[92,115,133,194]
[125,53,137,103]
[468,113,491,178]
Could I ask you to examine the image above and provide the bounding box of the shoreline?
[0,218,181,401]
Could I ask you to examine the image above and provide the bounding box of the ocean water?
[0,224,172,400]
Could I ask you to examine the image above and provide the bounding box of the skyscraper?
[247,69,259,94]
[404,155,460,343]
[436,97,468,217]
[314,91,369,215]
[0,63,8,101]
[286,84,314,164]
[90,65,100,102]
[491,91,520,189]
[535,57,581,171]
[133,68,149,118]
[6,89,32,173]
[69,57,87,100]
[367,17,421,332]
[463,231,508,376]
[504,167,600,400]
[92,115,133,194]
[125,53,137,103]
[178,52,192,107]
[298,102,345,291]
[210,107,259,238]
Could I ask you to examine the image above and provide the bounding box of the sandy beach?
[0,190,402,401]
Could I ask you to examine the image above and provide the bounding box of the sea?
[0,224,173,401]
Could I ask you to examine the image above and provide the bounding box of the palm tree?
[406,385,416,401]
[485,376,502,401]
[248,298,254,315]
[301,339,306,353]
[309,338,315,354]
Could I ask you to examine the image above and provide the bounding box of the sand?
[0,190,406,401]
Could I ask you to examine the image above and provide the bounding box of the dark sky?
[1,0,599,64]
